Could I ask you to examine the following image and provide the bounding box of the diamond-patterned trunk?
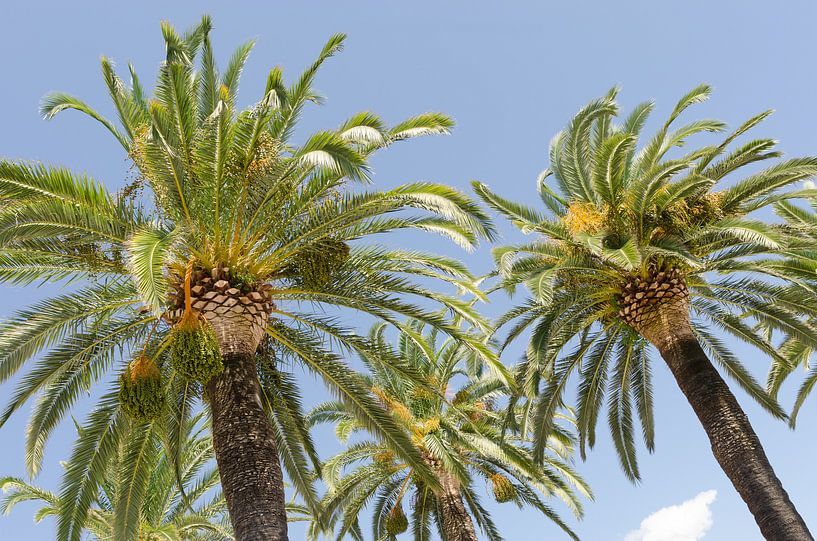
[166,266,274,356]
[617,268,689,343]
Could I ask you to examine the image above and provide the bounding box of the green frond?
[221,40,256,108]
[295,130,370,182]
[388,112,454,142]
[57,393,126,541]
[338,111,387,146]
[790,365,817,428]
[0,477,60,516]
[113,423,157,541]
[607,339,640,482]
[472,181,547,233]
[622,100,655,137]
[100,56,149,140]
[0,281,137,387]
[39,93,129,150]
[126,226,176,313]
[665,83,711,128]
[19,315,152,476]
[720,157,817,213]
[0,248,122,286]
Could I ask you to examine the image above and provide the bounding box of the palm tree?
[475,85,817,539]
[0,17,495,541]
[1,414,234,540]
[310,320,589,541]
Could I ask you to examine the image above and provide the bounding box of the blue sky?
[1,1,817,539]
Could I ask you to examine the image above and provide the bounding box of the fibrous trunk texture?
[207,352,289,541]
[167,265,273,356]
[623,269,813,540]
[421,451,477,541]
[437,470,478,541]
[423,450,477,541]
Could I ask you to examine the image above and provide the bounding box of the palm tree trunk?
[206,351,289,541]
[437,470,478,541]
[653,325,812,540]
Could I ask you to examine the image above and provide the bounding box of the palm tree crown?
[0,16,495,540]
[476,84,817,474]
[475,85,817,538]
[310,320,589,541]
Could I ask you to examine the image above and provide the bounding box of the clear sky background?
[1,2,816,540]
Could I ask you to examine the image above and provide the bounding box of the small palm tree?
[310,321,589,541]
[475,85,817,539]
[1,414,233,540]
[0,17,494,541]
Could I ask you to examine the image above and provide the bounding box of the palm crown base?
[166,265,273,356]
[617,268,691,345]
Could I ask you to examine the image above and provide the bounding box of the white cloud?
[624,490,717,541]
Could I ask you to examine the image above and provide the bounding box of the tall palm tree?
[475,85,817,539]
[310,320,589,541]
[0,17,496,541]
[1,414,234,540]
